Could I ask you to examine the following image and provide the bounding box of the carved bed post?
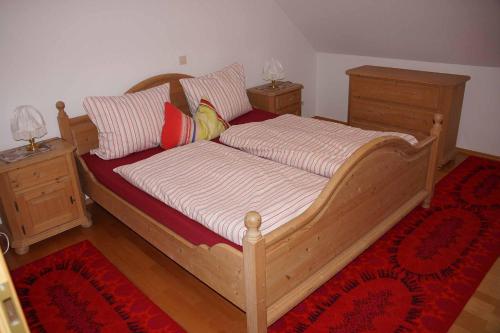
[56,101,73,146]
[423,113,443,208]
[243,211,267,333]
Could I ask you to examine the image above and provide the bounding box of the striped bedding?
[114,141,328,245]
[220,114,418,178]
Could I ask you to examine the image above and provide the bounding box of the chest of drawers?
[346,65,470,166]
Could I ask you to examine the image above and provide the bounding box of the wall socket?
[179,55,187,65]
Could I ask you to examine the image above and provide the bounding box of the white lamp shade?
[263,58,285,82]
[10,105,47,141]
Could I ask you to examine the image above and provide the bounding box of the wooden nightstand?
[0,138,90,255]
[247,81,303,116]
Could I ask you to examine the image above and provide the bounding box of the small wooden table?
[0,138,90,254]
[247,81,303,116]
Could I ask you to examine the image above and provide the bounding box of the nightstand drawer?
[276,103,301,116]
[351,77,440,109]
[276,90,301,109]
[8,156,68,191]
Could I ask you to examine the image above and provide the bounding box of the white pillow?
[83,83,170,160]
[180,63,252,121]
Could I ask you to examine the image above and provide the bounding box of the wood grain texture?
[126,73,193,116]
[4,152,497,333]
[0,139,89,255]
[5,204,248,333]
[457,147,500,162]
[247,82,302,116]
[243,212,267,333]
[346,65,470,86]
[448,259,500,333]
[56,72,441,331]
[346,65,470,167]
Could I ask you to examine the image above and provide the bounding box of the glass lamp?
[263,58,285,89]
[10,105,47,151]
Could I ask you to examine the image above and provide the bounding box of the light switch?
[179,55,187,65]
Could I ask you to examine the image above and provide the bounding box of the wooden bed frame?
[56,73,442,332]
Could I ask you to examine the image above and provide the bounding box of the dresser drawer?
[351,77,440,109]
[8,156,68,191]
[350,98,433,137]
[276,90,301,109]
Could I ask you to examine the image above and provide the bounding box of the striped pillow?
[180,63,252,121]
[84,83,170,160]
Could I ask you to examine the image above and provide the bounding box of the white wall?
[316,53,500,156]
[0,0,316,151]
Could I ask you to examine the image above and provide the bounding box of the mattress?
[81,109,277,250]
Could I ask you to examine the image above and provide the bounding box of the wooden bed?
[56,73,442,332]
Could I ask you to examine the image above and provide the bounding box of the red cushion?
[160,102,196,150]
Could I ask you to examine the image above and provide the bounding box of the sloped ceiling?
[276,0,500,67]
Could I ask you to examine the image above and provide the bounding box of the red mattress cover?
[82,109,277,250]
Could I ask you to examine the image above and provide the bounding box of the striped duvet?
[114,141,328,245]
[220,114,418,178]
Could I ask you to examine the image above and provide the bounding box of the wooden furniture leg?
[423,114,443,208]
[81,218,93,228]
[14,246,29,255]
[81,208,93,228]
[243,211,267,333]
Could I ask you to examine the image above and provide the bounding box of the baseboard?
[457,148,500,161]
[312,116,348,125]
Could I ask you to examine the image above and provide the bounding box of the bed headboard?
[57,73,193,156]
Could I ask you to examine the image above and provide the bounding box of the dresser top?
[346,65,470,86]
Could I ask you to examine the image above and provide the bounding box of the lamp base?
[269,80,279,89]
[26,138,39,151]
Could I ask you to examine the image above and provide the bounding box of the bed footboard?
[248,114,442,330]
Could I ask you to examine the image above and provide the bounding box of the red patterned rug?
[12,241,184,333]
[271,156,500,332]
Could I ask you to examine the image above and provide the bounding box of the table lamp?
[263,58,285,89]
[10,105,47,151]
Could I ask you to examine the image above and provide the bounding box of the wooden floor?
[439,155,500,333]
[5,153,499,333]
